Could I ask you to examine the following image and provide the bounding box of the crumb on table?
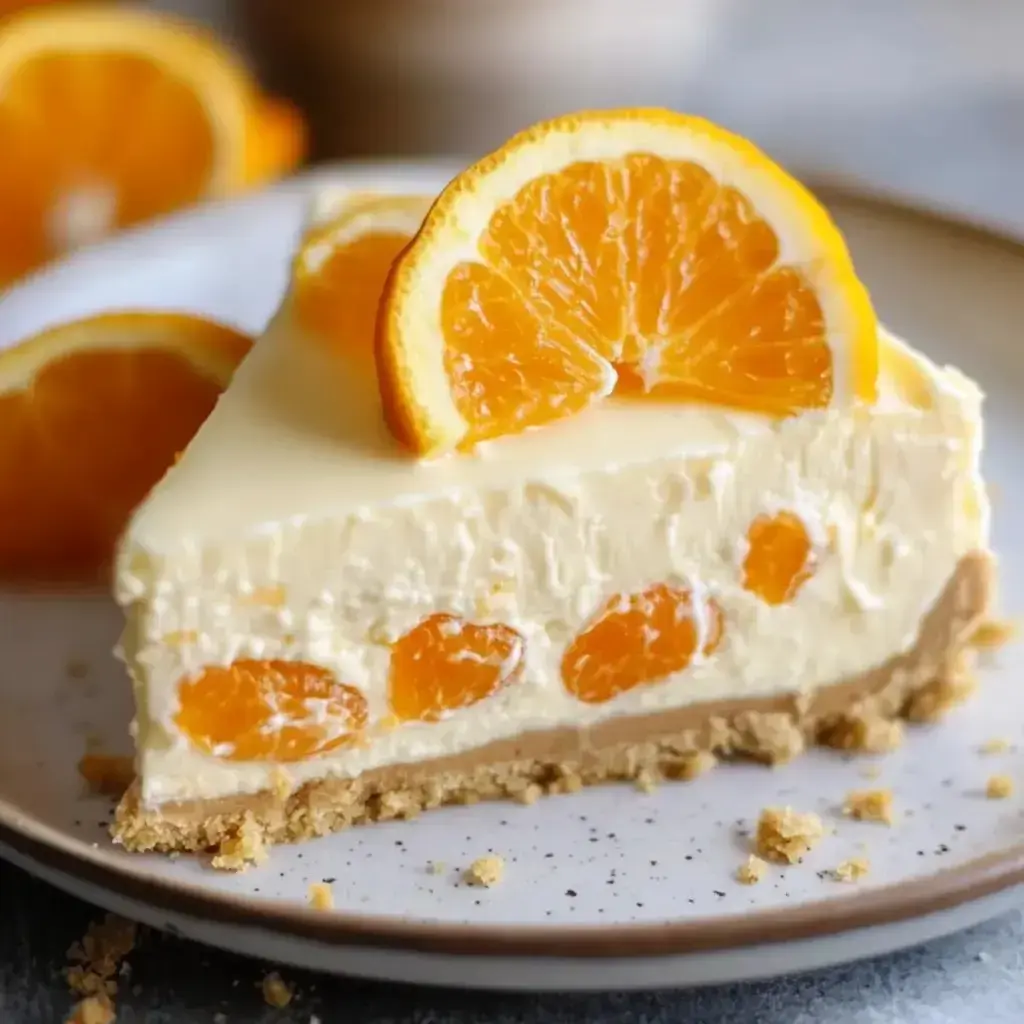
[634,769,659,794]
[754,807,824,864]
[427,860,446,875]
[986,774,1014,800]
[833,857,870,883]
[65,995,114,1024]
[736,854,768,885]
[65,914,137,1023]
[261,971,293,1008]
[464,854,505,887]
[308,882,334,910]
[843,788,894,825]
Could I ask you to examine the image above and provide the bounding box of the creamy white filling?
[115,306,988,806]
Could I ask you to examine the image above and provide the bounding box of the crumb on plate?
[308,882,333,910]
[754,807,824,864]
[980,737,1011,755]
[970,618,1018,650]
[464,855,504,887]
[833,857,870,882]
[986,774,1014,800]
[843,788,894,825]
[736,854,768,885]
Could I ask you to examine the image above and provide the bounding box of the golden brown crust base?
[113,552,994,858]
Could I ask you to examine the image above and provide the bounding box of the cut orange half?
[0,5,306,286]
[293,192,432,363]
[0,312,251,581]
[377,109,879,456]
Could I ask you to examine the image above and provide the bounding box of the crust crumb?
[970,618,1017,650]
[667,750,717,781]
[261,971,293,1008]
[986,774,1014,799]
[736,854,768,885]
[754,807,824,864]
[78,754,135,797]
[843,788,894,825]
[515,782,543,805]
[464,854,504,887]
[211,812,268,871]
[980,737,1011,755]
[821,714,903,754]
[65,914,137,1023]
[904,656,977,722]
[65,995,115,1024]
[833,857,870,882]
[308,882,334,910]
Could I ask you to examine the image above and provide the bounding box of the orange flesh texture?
[742,511,814,605]
[388,613,525,723]
[0,322,250,581]
[0,50,215,285]
[297,231,411,363]
[562,583,723,704]
[176,660,368,762]
[443,155,833,446]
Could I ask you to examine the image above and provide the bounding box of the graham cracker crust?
[113,552,994,858]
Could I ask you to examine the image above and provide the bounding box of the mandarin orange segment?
[0,6,305,286]
[378,110,879,456]
[0,312,250,581]
[388,613,525,723]
[742,511,815,605]
[562,583,723,704]
[175,659,367,762]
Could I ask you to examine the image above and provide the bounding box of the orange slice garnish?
[293,192,431,364]
[377,109,878,456]
[176,660,367,762]
[0,5,306,286]
[0,311,251,581]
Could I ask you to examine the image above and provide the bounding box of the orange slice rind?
[377,109,879,456]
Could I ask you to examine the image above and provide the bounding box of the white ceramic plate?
[1,168,1023,992]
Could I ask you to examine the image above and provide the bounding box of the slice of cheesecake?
[112,111,995,858]
[111,266,992,854]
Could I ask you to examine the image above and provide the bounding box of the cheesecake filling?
[115,304,988,808]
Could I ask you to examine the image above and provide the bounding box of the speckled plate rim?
[1,174,1023,964]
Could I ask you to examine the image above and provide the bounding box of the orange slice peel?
[377,108,879,456]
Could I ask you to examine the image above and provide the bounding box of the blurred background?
[4,0,1024,290]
